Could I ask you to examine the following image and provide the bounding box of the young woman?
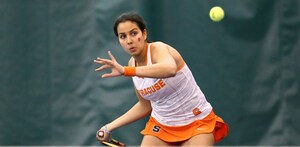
[94,12,229,146]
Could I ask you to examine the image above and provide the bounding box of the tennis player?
[95,12,229,146]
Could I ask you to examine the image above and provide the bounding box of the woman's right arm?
[96,58,152,142]
[106,88,152,131]
[96,86,152,142]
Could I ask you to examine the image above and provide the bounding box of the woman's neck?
[133,43,148,66]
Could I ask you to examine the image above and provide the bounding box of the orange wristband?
[124,66,136,76]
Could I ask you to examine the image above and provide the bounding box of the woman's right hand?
[94,51,125,78]
[96,126,112,143]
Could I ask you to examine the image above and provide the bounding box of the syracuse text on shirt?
[139,79,166,96]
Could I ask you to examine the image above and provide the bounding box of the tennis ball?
[209,6,225,22]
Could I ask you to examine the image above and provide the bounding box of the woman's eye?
[131,32,137,36]
[119,35,126,39]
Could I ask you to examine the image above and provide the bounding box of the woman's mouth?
[129,47,136,52]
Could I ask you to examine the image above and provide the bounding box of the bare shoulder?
[151,41,176,52]
[151,41,181,55]
[150,41,185,66]
[151,41,167,49]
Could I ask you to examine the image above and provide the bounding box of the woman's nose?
[126,36,133,44]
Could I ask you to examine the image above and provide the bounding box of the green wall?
[0,0,299,146]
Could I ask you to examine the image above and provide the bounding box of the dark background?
[1,0,299,146]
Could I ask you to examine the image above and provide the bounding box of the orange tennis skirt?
[141,110,229,143]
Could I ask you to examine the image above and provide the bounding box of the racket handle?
[101,141,119,147]
[111,139,126,146]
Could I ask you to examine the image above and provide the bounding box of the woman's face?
[117,21,147,56]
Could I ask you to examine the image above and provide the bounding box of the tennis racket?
[101,138,126,147]
[98,131,126,147]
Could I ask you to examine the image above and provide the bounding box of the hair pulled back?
[113,12,147,37]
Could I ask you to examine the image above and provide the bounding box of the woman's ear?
[143,29,147,41]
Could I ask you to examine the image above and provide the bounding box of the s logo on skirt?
[152,125,161,132]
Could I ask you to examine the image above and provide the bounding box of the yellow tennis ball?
[209,6,225,22]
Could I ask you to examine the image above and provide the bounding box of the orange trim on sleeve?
[177,63,186,72]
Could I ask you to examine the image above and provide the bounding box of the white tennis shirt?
[132,44,213,126]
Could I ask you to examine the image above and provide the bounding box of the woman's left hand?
[94,51,124,78]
